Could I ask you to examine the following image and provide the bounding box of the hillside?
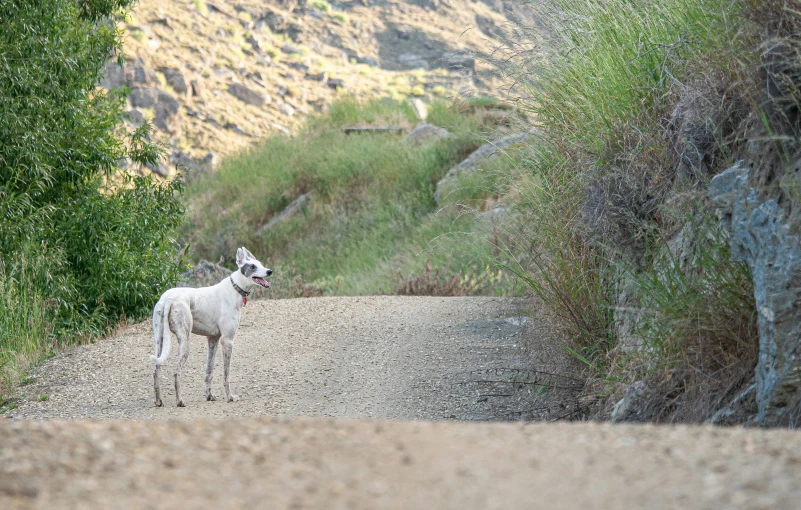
[104,0,524,177]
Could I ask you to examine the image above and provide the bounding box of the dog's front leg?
[221,337,238,402]
[205,335,220,401]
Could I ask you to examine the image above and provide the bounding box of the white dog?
[150,247,272,407]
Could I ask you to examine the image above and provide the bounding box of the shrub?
[309,0,331,12]
[0,0,186,391]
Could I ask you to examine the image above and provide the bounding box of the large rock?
[610,381,650,423]
[708,160,801,425]
[397,53,429,70]
[129,87,159,108]
[228,83,269,106]
[434,132,534,204]
[158,67,188,94]
[257,194,310,236]
[437,52,476,74]
[406,123,448,145]
[126,64,158,86]
[153,91,182,136]
[177,260,231,288]
[99,61,126,89]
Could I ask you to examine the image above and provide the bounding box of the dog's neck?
[230,268,253,294]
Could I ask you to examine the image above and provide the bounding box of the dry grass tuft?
[392,259,490,297]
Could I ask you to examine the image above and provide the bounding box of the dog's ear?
[242,247,256,261]
[236,247,246,267]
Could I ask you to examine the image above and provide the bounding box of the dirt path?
[3,296,801,509]
[6,296,572,421]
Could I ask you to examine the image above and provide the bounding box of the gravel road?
[5,296,571,421]
[3,296,801,509]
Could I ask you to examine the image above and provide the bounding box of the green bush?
[0,0,186,391]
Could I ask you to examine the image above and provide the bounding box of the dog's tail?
[149,299,172,366]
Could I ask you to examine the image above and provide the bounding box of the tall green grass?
[183,98,517,296]
[529,0,734,157]
[0,246,61,394]
[495,0,759,418]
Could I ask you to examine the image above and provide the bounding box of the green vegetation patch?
[182,98,517,297]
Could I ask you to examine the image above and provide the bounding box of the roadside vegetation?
[489,0,801,422]
[0,0,185,395]
[182,98,521,297]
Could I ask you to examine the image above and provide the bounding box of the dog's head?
[236,247,272,289]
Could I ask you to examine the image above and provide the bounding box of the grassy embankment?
[182,98,524,297]
[494,0,787,421]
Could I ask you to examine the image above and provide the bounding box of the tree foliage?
[0,0,186,337]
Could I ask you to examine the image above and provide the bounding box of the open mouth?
[252,277,271,288]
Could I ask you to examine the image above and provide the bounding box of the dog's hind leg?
[170,303,193,407]
[220,336,238,402]
[154,365,163,407]
[152,301,166,407]
[205,335,220,401]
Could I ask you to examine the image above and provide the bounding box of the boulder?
[305,71,327,82]
[126,64,158,86]
[327,78,345,90]
[228,83,269,106]
[124,108,146,128]
[356,56,379,67]
[245,33,263,53]
[709,160,801,425]
[277,102,295,116]
[258,10,286,33]
[406,123,448,145]
[190,79,204,98]
[434,132,534,204]
[257,194,310,235]
[145,159,171,178]
[129,87,160,108]
[397,53,429,70]
[99,61,126,89]
[202,151,220,170]
[153,91,182,136]
[281,43,302,55]
[437,52,476,74]
[158,67,188,94]
[178,260,231,288]
[610,381,650,423]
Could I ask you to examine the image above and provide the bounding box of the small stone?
[356,56,378,67]
[305,71,327,82]
[409,98,428,121]
[406,123,448,145]
[190,79,204,98]
[228,83,270,106]
[281,43,302,55]
[277,102,295,116]
[327,78,345,90]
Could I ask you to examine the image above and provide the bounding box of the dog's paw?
[176,399,186,408]
[155,399,163,408]
[227,394,238,403]
[206,394,217,402]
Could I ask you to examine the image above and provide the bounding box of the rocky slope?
[104,0,523,177]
